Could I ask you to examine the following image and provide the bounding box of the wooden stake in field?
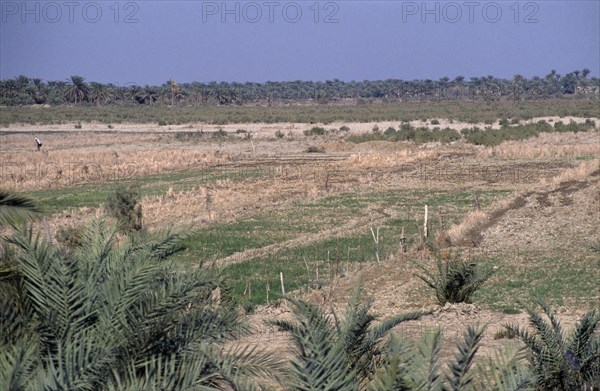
[424,205,428,239]
[370,227,381,263]
[211,287,221,306]
[242,281,248,301]
[327,250,331,282]
[280,272,285,296]
[399,226,406,263]
[205,191,212,211]
[266,283,270,306]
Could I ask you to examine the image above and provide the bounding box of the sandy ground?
[2,116,597,139]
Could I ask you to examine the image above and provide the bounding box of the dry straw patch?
[1,147,232,191]
[544,159,599,187]
[446,210,489,244]
[346,148,438,170]
[477,131,600,160]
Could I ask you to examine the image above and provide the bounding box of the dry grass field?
[1,112,599,368]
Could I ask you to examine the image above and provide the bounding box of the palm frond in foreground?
[500,300,600,390]
[0,220,286,390]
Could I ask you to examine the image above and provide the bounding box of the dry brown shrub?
[447,210,489,244]
[546,159,599,186]
[347,149,437,170]
[478,132,600,160]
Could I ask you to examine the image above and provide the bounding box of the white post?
[280,272,285,296]
[266,283,270,306]
[370,227,381,263]
[399,226,405,263]
[424,205,428,239]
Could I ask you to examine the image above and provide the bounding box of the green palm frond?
[443,325,485,391]
[142,228,188,261]
[342,284,427,384]
[1,219,278,390]
[5,226,59,329]
[416,256,494,306]
[567,309,600,387]
[475,343,534,390]
[368,336,415,391]
[525,305,567,387]
[0,190,41,227]
[276,283,427,390]
[201,344,289,389]
[420,330,444,390]
[340,287,377,382]
[272,297,357,390]
[368,328,449,391]
[500,302,600,390]
[108,353,218,391]
[568,308,599,358]
[0,338,39,391]
[537,300,565,353]
[367,310,427,348]
[381,330,444,391]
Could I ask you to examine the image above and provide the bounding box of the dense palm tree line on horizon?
[0,70,598,107]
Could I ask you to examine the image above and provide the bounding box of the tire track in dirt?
[461,170,598,247]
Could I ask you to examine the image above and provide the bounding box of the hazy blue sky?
[1,1,598,84]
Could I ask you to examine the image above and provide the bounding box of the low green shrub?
[304,126,326,136]
[383,127,397,137]
[213,129,227,137]
[105,186,143,232]
[416,255,495,305]
[306,145,325,153]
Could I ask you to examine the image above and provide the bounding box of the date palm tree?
[136,85,158,105]
[64,75,89,104]
[166,79,182,106]
[452,76,466,99]
[0,220,286,390]
[273,284,425,389]
[370,325,534,390]
[26,78,48,104]
[89,82,112,106]
[499,301,600,390]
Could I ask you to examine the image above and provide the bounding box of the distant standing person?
[34,137,43,151]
